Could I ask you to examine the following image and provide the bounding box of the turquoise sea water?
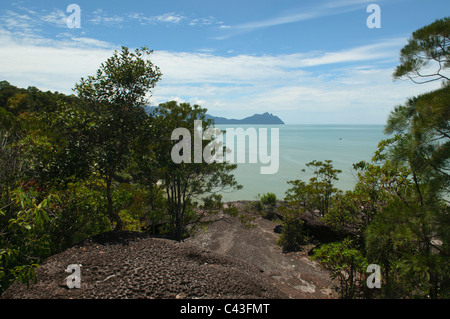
[214,124,390,202]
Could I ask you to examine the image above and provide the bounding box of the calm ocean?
[214,124,390,202]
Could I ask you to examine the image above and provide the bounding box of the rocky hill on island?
[206,112,285,125]
[145,106,285,125]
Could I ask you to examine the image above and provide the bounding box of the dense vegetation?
[277,18,449,299]
[0,47,240,293]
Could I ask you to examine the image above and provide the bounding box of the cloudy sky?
[0,0,448,123]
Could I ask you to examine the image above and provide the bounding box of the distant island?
[206,112,285,125]
[145,106,285,125]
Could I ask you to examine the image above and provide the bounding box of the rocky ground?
[186,201,338,299]
[1,201,339,299]
[1,231,285,299]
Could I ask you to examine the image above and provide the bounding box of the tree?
[0,189,58,293]
[276,204,308,252]
[385,84,450,197]
[74,46,162,231]
[154,101,241,241]
[311,238,368,299]
[0,130,27,217]
[361,18,450,298]
[285,160,342,217]
[393,17,450,84]
[365,198,449,298]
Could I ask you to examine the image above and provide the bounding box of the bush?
[0,189,58,293]
[311,238,368,299]
[260,192,277,206]
[259,192,278,220]
[202,194,223,211]
[277,205,307,252]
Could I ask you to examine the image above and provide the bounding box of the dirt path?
[186,204,338,299]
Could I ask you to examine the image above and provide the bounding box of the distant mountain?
[144,106,285,125]
[206,112,285,125]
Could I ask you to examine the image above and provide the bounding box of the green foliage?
[277,205,308,252]
[365,198,449,298]
[223,204,239,217]
[21,100,95,188]
[325,154,414,235]
[0,189,58,292]
[311,238,368,299]
[73,46,162,231]
[285,160,342,217]
[385,84,450,196]
[323,191,360,233]
[393,17,450,84]
[258,192,278,219]
[48,179,111,250]
[153,101,241,241]
[202,194,224,211]
[74,47,162,107]
[363,18,450,298]
[284,179,315,212]
[260,192,277,206]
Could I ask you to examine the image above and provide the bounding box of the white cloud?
[0,10,40,38]
[1,7,72,32]
[0,29,116,93]
[299,39,402,67]
[216,0,380,39]
[188,16,223,26]
[0,15,442,124]
[148,40,441,123]
[40,9,67,27]
[1,5,215,30]
[125,11,226,27]
[154,13,185,24]
[152,51,310,85]
[151,39,401,87]
[69,37,116,49]
[90,14,124,26]
[126,12,185,25]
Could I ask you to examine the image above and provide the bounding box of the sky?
[0,0,449,124]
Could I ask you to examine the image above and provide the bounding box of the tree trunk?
[412,171,424,206]
[106,174,122,231]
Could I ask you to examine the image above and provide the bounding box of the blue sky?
[0,0,449,123]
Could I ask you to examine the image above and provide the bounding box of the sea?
[213,124,390,202]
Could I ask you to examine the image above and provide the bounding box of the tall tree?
[74,46,162,231]
[285,160,342,217]
[154,101,241,241]
[364,17,450,298]
[385,84,450,196]
[388,17,450,202]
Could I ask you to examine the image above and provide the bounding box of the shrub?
[277,205,307,252]
[311,238,368,299]
[259,192,278,220]
[260,192,277,206]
